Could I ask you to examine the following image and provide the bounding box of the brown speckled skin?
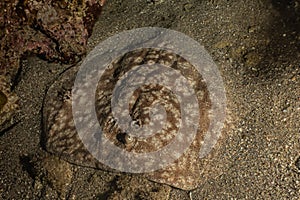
[43,48,214,190]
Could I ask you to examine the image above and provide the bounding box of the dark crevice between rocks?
[10,59,23,90]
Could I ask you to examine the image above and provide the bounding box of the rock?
[0,0,105,131]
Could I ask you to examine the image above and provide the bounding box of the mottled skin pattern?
[43,48,212,190]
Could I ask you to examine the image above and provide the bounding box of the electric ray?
[43,47,223,190]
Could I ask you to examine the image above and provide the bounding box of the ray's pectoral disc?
[43,48,217,190]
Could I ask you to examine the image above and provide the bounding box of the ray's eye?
[125,133,134,144]
[116,132,134,145]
